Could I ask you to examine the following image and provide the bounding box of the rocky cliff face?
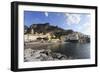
[64,32,90,43]
[24,23,90,43]
[24,23,73,34]
[29,23,64,34]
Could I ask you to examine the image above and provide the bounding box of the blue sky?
[24,11,91,35]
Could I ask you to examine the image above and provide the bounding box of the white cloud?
[82,22,91,35]
[65,13,81,25]
[73,22,91,35]
[83,22,90,27]
[83,26,91,35]
[83,15,91,35]
[44,12,48,17]
[65,13,91,35]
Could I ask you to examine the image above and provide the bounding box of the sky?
[24,11,91,35]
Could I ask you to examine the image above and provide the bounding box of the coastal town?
[24,23,90,62]
[24,23,90,43]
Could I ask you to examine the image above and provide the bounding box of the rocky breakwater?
[24,48,72,62]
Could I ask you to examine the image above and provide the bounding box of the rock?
[51,53,67,60]
[55,53,63,58]
[24,48,71,62]
[40,49,51,56]
[24,48,33,58]
[47,56,53,60]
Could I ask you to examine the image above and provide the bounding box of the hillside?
[24,23,90,43]
[24,23,73,35]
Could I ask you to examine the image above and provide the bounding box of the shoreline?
[24,41,67,49]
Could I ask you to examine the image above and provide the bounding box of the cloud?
[65,13,81,25]
[82,22,91,35]
[83,26,91,35]
[44,12,48,17]
[65,13,91,35]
